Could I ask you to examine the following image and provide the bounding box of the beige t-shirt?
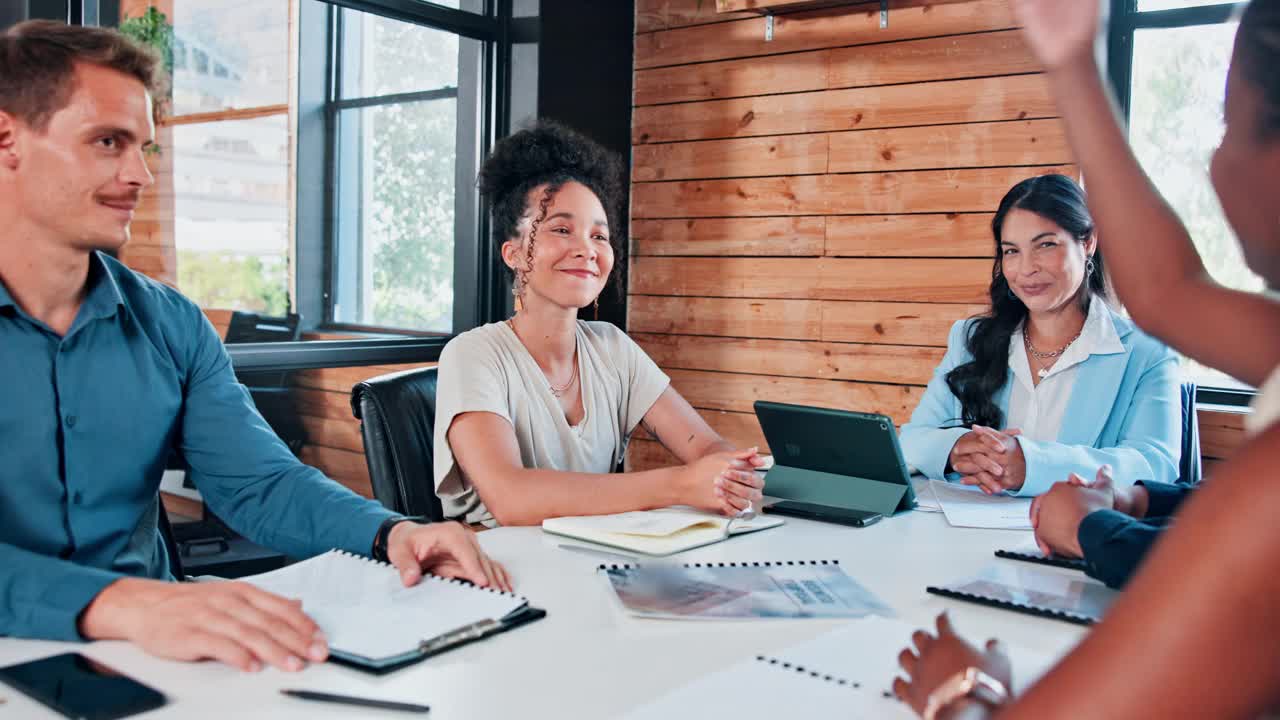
[433,320,670,526]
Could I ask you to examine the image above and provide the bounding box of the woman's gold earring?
[593,296,600,321]
[513,273,525,314]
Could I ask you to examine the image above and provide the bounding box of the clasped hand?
[1030,464,1116,558]
[948,425,1026,494]
[686,446,767,516]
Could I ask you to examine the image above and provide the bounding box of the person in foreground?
[899,174,1181,498]
[893,0,1280,717]
[435,122,765,527]
[0,20,509,673]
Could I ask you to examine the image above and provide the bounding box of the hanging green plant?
[119,6,174,75]
[119,6,173,152]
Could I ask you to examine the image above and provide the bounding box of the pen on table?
[281,689,430,714]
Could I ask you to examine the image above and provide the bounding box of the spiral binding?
[994,549,1088,572]
[925,586,1095,626]
[753,655,885,694]
[597,559,840,571]
[332,549,526,602]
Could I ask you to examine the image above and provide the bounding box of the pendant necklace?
[507,318,578,397]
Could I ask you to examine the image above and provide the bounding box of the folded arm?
[900,320,975,479]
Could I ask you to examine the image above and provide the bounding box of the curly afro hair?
[477,120,626,287]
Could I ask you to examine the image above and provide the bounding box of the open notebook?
[242,550,544,673]
[542,507,784,556]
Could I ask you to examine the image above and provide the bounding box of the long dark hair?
[944,174,1108,429]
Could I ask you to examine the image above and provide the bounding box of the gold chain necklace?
[506,318,579,397]
[1024,329,1082,379]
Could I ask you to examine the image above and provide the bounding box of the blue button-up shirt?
[1,252,394,640]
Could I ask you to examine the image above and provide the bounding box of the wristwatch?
[371,515,428,562]
[923,667,1010,720]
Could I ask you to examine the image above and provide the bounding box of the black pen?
[281,689,430,714]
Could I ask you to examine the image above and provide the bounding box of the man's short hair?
[0,20,166,131]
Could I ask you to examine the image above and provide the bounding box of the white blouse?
[1005,299,1126,442]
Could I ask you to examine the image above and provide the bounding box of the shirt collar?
[0,251,124,317]
[0,275,15,310]
[1010,297,1126,383]
[80,250,127,321]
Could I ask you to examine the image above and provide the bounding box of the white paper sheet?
[621,615,1054,719]
[930,479,1033,530]
[244,550,527,661]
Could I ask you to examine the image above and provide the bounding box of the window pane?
[1137,0,1237,11]
[160,0,289,115]
[334,99,458,332]
[339,8,460,98]
[172,116,290,315]
[1130,22,1264,390]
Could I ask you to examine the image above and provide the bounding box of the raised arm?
[447,386,761,526]
[1013,0,1280,386]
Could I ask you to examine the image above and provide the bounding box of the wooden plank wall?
[626,0,1248,471]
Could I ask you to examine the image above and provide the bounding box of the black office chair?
[351,366,445,521]
[157,497,186,580]
[225,311,307,456]
[1178,381,1202,486]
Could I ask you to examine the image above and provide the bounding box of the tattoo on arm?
[642,419,677,455]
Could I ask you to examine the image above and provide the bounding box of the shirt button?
[65,415,77,428]
[72,491,83,505]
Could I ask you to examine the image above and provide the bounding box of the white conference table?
[0,510,1091,719]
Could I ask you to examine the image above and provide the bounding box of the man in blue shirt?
[0,20,510,673]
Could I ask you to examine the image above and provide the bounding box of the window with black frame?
[325,1,486,335]
[1110,0,1262,398]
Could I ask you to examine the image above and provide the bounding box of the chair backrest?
[1179,381,1202,485]
[223,311,307,456]
[225,311,302,388]
[157,497,185,580]
[351,366,444,521]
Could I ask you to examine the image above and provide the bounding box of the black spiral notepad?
[243,550,545,674]
[927,564,1116,626]
[994,548,1088,572]
[598,560,893,620]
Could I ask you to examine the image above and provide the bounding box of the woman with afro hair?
[432,122,766,527]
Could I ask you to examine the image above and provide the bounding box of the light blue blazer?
[899,309,1182,496]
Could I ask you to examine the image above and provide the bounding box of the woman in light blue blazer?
[899,174,1181,497]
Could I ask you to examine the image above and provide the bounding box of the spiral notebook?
[242,550,544,673]
[927,563,1116,626]
[599,559,892,620]
[995,542,1088,572]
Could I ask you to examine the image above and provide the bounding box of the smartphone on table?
[0,652,167,720]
